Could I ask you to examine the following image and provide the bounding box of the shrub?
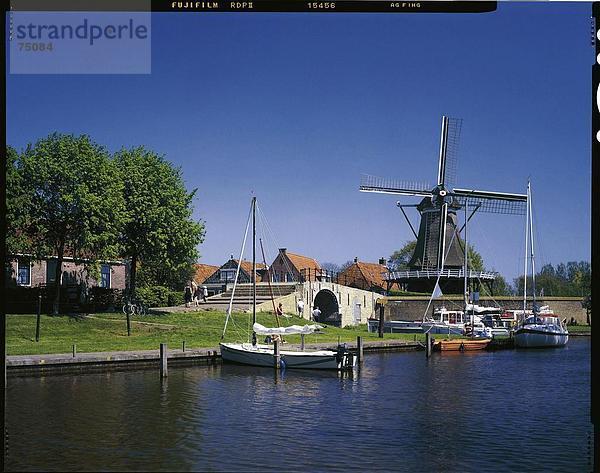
[137,285,184,308]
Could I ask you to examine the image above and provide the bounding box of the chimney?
[379,257,386,266]
[354,257,358,263]
[279,248,287,254]
[230,254,234,260]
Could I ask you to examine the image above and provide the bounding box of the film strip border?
[593,1,599,442]
[9,0,496,13]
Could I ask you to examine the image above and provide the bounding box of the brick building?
[269,248,327,282]
[338,257,391,294]
[202,256,267,294]
[5,253,127,290]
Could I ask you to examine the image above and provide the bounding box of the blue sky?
[7,3,592,282]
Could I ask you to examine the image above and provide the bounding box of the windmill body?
[360,116,527,295]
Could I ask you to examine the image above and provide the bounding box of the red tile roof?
[284,252,321,272]
[235,259,267,274]
[193,263,219,284]
[340,261,388,288]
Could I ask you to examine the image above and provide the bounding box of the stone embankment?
[6,339,422,377]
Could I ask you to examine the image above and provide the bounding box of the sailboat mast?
[523,181,530,319]
[528,183,537,313]
[252,196,257,346]
[463,202,468,317]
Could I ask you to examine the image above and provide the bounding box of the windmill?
[360,116,528,294]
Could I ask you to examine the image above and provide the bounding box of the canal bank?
[6,338,424,377]
[8,332,590,377]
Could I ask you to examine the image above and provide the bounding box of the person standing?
[193,285,202,307]
[312,306,321,322]
[184,283,193,308]
[276,303,284,318]
[297,299,305,318]
[203,285,208,303]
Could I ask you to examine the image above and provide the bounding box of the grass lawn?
[6,311,441,356]
[566,324,591,333]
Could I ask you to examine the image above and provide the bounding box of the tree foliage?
[114,147,205,292]
[388,241,416,270]
[514,261,591,297]
[320,262,341,274]
[7,134,125,313]
[389,240,484,271]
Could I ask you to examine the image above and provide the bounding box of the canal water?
[6,338,592,472]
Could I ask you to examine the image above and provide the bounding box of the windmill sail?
[359,115,527,293]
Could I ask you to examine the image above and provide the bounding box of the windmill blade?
[437,116,449,187]
[452,188,527,215]
[443,117,462,189]
[359,174,432,197]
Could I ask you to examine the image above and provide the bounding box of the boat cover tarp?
[253,322,324,336]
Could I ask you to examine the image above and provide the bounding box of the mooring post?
[273,340,281,370]
[160,343,168,377]
[357,336,363,364]
[378,304,385,338]
[72,344,76,358]
[126,311,131,337]
[35,292,42,342]
[274,339,281,369]
[300,334,305,351]
[426,332,432,358]
[182,340,186,352]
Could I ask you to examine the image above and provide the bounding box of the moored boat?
[220,342,348,369]
[219,197,356,370]
[433,338,491,351]
[514,314,568,348]
[512,182,568,348]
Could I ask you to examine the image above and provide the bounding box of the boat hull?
[434,338,491,351]
[514,328,568,348]
[220,343,348,370]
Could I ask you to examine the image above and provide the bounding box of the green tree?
[8,134,125,314]
[513,261,591,297]
[389,240,484,271]
[6,145,31,256]
[389,241,416,270]
[114,147,205,294]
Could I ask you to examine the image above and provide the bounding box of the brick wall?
[6,257,126,290]
[384,296,589,324]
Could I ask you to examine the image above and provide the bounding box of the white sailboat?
[513,181,568,348]
[219,197,356,370]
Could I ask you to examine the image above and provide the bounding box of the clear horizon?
[7,3,592,283]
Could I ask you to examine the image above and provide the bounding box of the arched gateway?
[313,289,341,327]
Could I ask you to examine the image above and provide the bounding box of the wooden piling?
[72,344,76,358]
[182,340,186,352]
[35,292,42,342]
[378,304,385,338]
[346,351,354,369]
[426,333,432,358]
[300,334,305,351]
[357,336,363,363]
[126,311,131,337]
[160,343,168,377]
[274,339,281,369]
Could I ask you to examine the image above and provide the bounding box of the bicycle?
[122,297,147,316]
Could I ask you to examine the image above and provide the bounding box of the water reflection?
[6,339,592,472]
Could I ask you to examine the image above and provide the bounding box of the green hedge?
[137,286,184,308]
